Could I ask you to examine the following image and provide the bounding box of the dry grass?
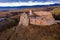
[0,6,60,40]
[11,24,60,40]
[0,24,60,40]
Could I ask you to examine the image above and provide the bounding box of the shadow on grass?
[0,18,19,32]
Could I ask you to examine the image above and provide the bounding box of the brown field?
[0,24,60,40]
[0,6,60,40]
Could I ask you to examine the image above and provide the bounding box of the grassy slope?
[0,24,60,40]
[0,6,60,40]
[15,24,60,40]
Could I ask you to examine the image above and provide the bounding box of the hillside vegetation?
[0,6,60,40]
[51,8,60,20]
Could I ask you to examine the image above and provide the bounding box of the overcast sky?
[0,0,59,7]
[0,0,60,2]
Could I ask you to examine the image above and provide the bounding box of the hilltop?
[0,4,60,40]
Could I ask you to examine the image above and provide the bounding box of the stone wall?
[30,11,55,25]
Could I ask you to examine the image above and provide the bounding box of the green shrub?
[52,8,60,20]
